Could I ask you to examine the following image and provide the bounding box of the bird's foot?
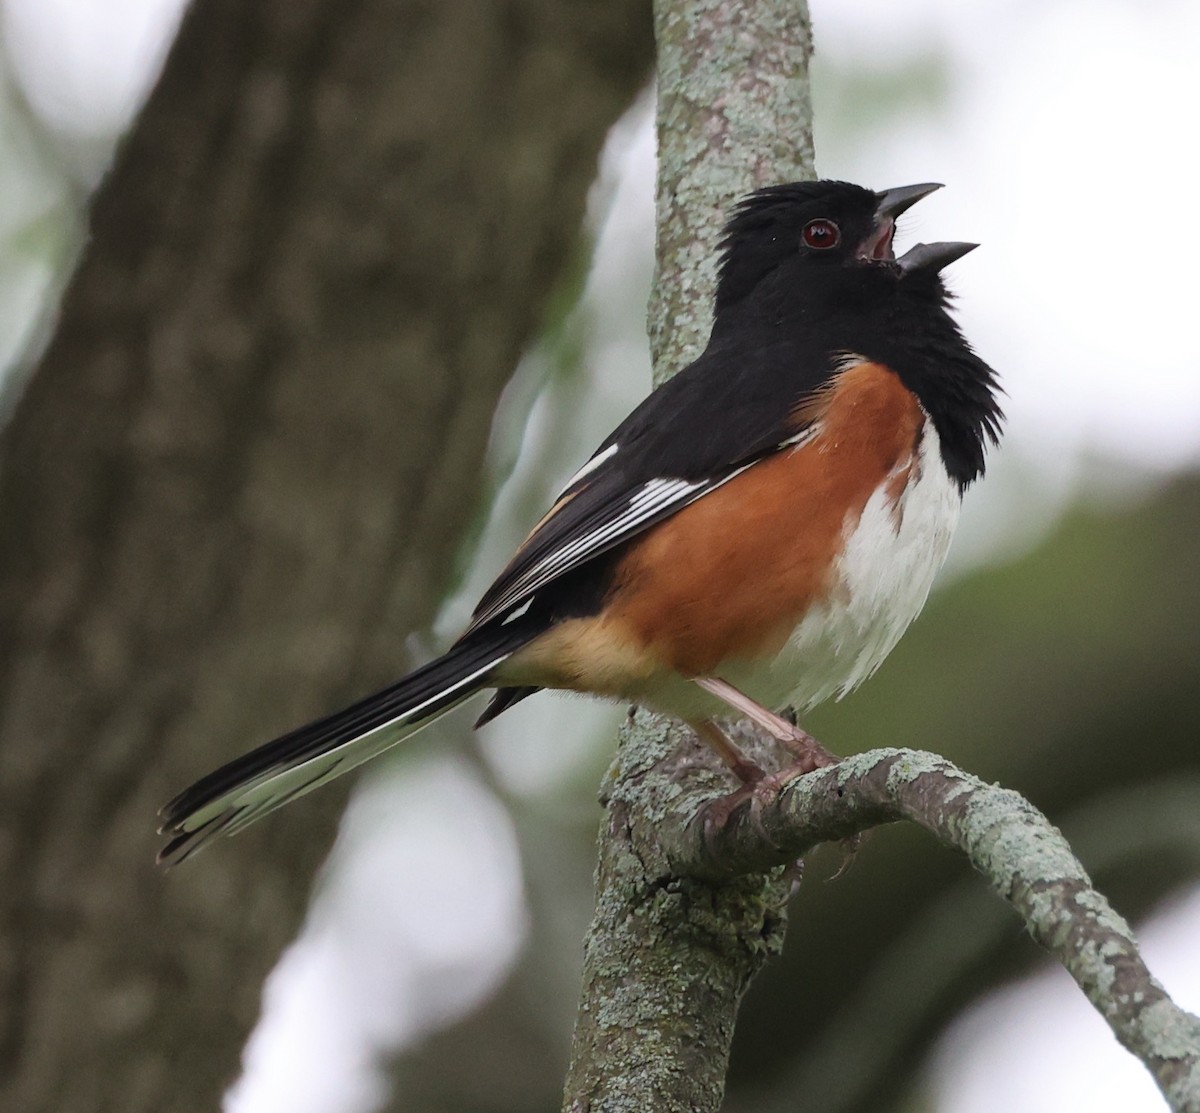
[701,762,811,855]
[775,721,840,774]
[699,738,843,863]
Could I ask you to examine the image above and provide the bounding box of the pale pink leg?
[690,719,766,785]
[690,678,842,852]
[693,676,838,773]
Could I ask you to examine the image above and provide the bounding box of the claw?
[778,727,839,774]
[827,831,868,880]
[701,762,814,854]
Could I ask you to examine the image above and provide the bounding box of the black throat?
[869,272,1003,491]
[714,258,1003,491]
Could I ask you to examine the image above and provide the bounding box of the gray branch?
[560,0,1200,1110]
[674,748,1200,1113]
[561,0,814,1107]
[569,719,1200,1111]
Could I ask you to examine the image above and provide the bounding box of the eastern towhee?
[159,179,1002,864]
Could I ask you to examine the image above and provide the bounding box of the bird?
[158,179,1002,865]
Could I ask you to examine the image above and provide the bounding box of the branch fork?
[567,730,1200,1112]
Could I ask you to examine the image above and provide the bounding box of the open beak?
[896,241,977,274]
[860,181,945,262]
[876,181,945,220]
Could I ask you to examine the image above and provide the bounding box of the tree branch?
[556,0,811,1108]
[560,0,1200,1110]
[561,0,814,1108]
[676,748,1200,1112]
[574,714,1200,1112]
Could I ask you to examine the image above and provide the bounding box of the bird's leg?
[691,719,767,784]
[688,681,840,850]
[689,718,783,850]
[693,676,839,773]
[691,680,865,870]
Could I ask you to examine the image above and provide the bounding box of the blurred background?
[0,1,1197,1112]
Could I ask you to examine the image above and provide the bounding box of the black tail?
[158,627,533,865]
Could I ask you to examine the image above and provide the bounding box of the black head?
[713,179,1002,490]
[715,179,961,314]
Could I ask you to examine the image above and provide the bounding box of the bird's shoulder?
[466,337,857,632]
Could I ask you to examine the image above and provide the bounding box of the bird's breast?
[723,413,961,710]
[605,361,954,687]
[502,363,962,717]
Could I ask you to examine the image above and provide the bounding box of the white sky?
[2,0,182,165]
[1,0,1198,1111]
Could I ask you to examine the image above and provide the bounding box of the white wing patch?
[562,442,618,490]
[473,427,818,633]
[500,597,534,625]
[473,476,709,628]
[777,424,821,451]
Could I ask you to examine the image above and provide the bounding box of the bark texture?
[562,1,814,1109]
[634,740,1200,1113]
[0,1,652,1110]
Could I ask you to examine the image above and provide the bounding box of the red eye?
[802,219,841,250]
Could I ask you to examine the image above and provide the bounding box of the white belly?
[725,417,960,710]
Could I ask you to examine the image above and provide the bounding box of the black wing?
[468,335,839,633]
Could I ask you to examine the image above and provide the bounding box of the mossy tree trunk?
[0,1,652,1110]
